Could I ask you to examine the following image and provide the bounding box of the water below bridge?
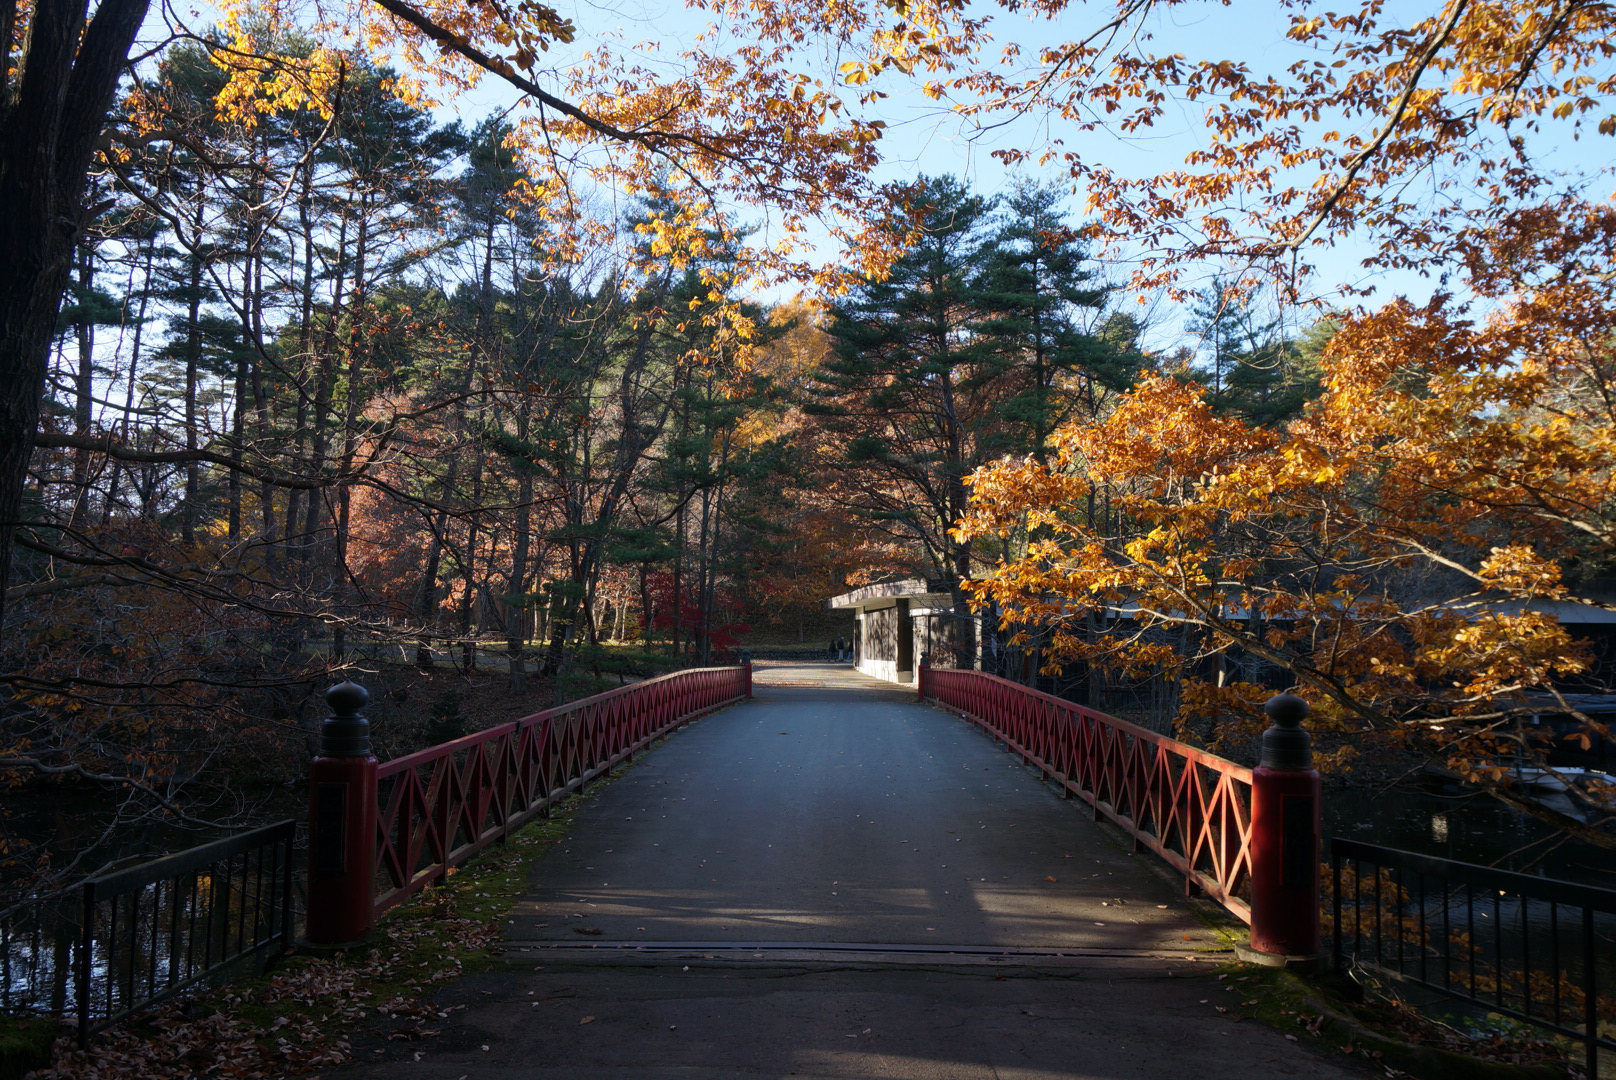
[318,662,1376,1080]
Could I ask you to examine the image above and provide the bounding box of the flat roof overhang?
[826,578,955,611]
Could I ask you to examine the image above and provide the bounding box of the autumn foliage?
[958,221,1616,839]
[830,3,1615,845]
[5,0,1616,894]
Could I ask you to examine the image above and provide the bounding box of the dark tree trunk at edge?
[0,0,153,639]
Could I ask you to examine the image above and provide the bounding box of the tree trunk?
[180,188,206,545]
[283,160,319,560]
[0,0,152,637]
[300,209,347,569]
[229,344,246,541]
[671,499,684,660]
[68,240,97,529]
[507,407,534,692]
[458,443,484,656]
[103,234,155,526]
[638,564,652,647]
[415,511,448,668]
[694,484,712,664]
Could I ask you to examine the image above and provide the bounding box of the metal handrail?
[1331,837,1616,1078]
[921,667,1256,921]
[75,819,297,1045]
[2,666,750,1043]
[373,665,748,914]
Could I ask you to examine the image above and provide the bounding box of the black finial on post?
[1260,692,1311,770]
[320,681,373,758]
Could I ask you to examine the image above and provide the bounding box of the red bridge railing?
[371,665,748,917]
[920,666,1256,924]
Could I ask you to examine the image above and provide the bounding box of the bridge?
[44,660,1609,1074]
[501,662,1225,954]
[303,661,1367,1080]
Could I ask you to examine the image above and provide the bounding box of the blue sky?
[430,0,1616,347]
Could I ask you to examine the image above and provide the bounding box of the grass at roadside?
[24,797,585,1080]
[1210,961,1576,1080]
[0,1018,56,1080]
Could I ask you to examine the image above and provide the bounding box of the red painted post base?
[1248,763,1321,957]
[743,660,753,700]
[306,683,379,945]
[306,755,378,943]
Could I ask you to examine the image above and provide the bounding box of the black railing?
[1331,837,1616,1078]
[1,819,298,1046]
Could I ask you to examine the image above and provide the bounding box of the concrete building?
[826,579,966,684]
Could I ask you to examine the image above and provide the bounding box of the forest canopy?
[2,0,1615,887]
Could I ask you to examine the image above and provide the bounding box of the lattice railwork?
[924,668,1255,922]
[373,667,748,914]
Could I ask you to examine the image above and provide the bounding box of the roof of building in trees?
[826,579,955,611]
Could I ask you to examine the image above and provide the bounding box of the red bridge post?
[741,649,753,699]
[916,651,930,703]
[306,681,378,945]
[1248,692,1321,959]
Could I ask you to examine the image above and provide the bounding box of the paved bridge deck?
[317,663,1373,1080]
[505,662,1222,957]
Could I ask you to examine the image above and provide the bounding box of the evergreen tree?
[1186,279,1319,427]
[813,175,998,667]
[970,182,1116,460]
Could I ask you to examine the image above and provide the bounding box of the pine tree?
[970,182,1115,460]
[814,175,997,666]
[1185,279,1319,427]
